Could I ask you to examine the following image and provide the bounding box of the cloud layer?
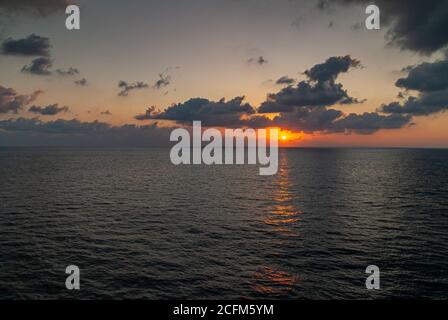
[319,0,448,55]
[0,118,174,147]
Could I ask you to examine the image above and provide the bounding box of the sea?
[0,147,447,299]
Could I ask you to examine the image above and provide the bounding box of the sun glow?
[278,129,305,143]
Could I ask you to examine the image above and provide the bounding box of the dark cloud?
[259,55,362,113]
[0,85,42,113]
[55,67,79,76]
[28,104,69,115]
[273,107,344,132]
[135,96,256,127]
[304,55,361,82]
[381,57,448,116]
[269,107,411,134]
[0,0,74,17]
[0,118,174,147]
[1,34,51,56]
[153,73,171,90]
[275,76,296,85]
[331,112,412,134]
[21,58,79,77]
[131,55,407,134]
[74,78,87,86]
[21,57,53,75]
[118,80,149,97]
[395,59,448,92]
[248,56,268,65]
[100,110,111,116]
[381,90,448,116]
[259,81,358,113]
[319,0,448,55]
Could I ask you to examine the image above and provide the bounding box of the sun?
[281,135,288,141]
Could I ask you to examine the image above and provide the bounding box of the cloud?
[0,85,42,113]
[21,58,80,77]
[304,55,361,82]
[135,96,257,127]
[100,110,111,115]
[259,81,361,113]
[0,118,174,147]
[55,67,79,76]
[267,106,411,134]
[74,78,87,86]
[258,56,362,113]
[381,90,448,116]
[248,56,268,65]
[0,0,74,17]
[28,104,69,115]
[381,57,448,116]
[118,80,149,96]
[319,0,448,55]
[153,73,171,90]
[21,57,53,75]
[273,107,344,132]
[331,112,412,134]
[275,76,296,85]
[1,34,51,56]
[395,59,448,92]
[131,55,409,134]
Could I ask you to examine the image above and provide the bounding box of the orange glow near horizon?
[277,129,306,144]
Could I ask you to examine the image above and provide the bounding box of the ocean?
[0,147,447,299]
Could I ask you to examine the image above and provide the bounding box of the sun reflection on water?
[263,151,303,235]
[251,266,300,295]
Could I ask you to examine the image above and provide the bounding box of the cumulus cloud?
[304,55,361,82]
[0,118,174,147]
[1,34,51,56]
[318,0,448,55]
[0,85,42,113]
[135,96,257,127]
[258,55,362,113]
[21,57,53,75]
[28,104,69,115]
[118,80,149,97]
[381,90,448,116]
[259,81,360,113]
[132,55,409,134]
[275,76,296,85]
[381,57,448,116]
[331,112,412,134]
[395,60,448,92]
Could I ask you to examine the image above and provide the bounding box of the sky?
[1,0,448,147]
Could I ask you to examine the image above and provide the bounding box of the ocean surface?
[0,147,447,299]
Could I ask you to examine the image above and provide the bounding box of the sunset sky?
[1,0,447,147]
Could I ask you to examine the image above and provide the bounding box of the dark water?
[0,148,447,299]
